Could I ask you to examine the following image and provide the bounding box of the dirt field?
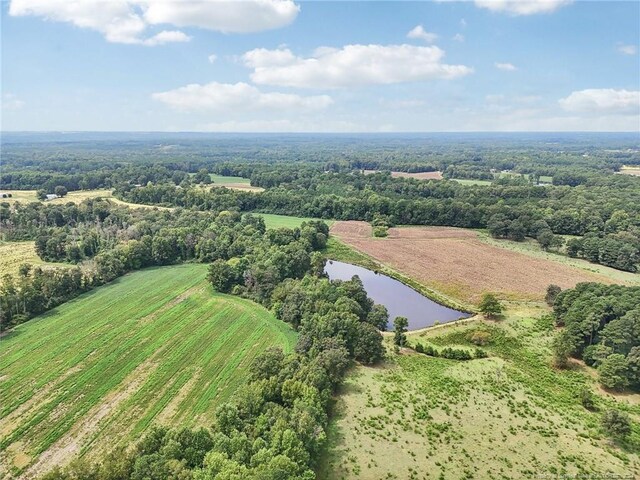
[330,221,618,304]
[619,165,640,176]
[363,170,443,180]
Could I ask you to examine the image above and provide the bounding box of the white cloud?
[617,44,637,55]
[143,30,191,46]
[152,81,333,112]
[208,54,218,64]
[9,0,299,45]
[474,0,573,15]
[453,33,465,42]
[460,18,467,28]
[407,25,438,43]
[1,93,25,110]
[559,89,640,114]
[495,62,517,71]
[142,0,299,33]
[243,44,473,88]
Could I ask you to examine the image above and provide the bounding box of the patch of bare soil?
[331,221,615,304]
[363,170,443,180]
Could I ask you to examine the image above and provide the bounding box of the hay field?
[363,170,443,180]
[0,242,64,280]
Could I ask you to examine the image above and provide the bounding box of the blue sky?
[2,0,639,132]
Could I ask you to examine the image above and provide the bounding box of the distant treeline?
[113,167,640,272]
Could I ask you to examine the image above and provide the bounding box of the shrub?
[372,226,388,238]
[601,409,632,439]
[468,330,491,346]
[579,386,596,410]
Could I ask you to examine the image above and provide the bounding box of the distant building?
[45,194,59,201]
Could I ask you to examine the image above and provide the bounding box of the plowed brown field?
[330,221,616,304]
[363,170,443,180]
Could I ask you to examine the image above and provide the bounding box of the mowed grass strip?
[0,264,296,476]
[257,213,334,230]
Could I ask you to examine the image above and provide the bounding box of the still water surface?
[324,260,470,330]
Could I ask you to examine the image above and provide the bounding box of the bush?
[579,386,596,410]
[545,284,562,306]
[601,409,632,439]
[468,330,491,346]
[414,343,425,353]
[372,226,388,238]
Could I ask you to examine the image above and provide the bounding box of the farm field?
[191,173,264,191]
[257,213,334,230]
[478,232,640,286]
[0,242,65,280]
[0,264,296,479]
[320,306,640,479]
[450,178,493,186]
[620,165,640,176]
[0,189,172,210]
[363,170,443,180]
[330,221,618,305]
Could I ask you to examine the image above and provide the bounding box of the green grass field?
[0,264,296,478]
[450,178,493,186]
[208,174,251,184]
[320,305,640,479]
[258,213,334,230]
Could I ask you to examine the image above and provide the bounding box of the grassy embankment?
[0,264,296,478]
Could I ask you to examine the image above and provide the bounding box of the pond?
[324,260,471,331]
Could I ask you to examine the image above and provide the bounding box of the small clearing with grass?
[0,264,296,479]
[257,213,334,230]
[320,305,640,480]
[0,242,64,280]
[331,221,619,305]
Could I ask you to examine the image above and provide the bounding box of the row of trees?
[42,210,386,480]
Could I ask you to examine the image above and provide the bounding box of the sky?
[1,0,639,132]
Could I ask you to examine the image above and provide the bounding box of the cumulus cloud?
[474,0,573,15]
[242,44,473,88]
[407,25,438,43]
[559,89,640,114]
[495,62,517,71]
[617,44,637,55]
[208,53,218,63]
[453,33,465,42]
[152,81,333,112]
[9,0,299,45]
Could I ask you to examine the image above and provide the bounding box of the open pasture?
[330,221,618,304]
[257,213,334,230]
[0,264,296,478]
[320,309,640,479]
